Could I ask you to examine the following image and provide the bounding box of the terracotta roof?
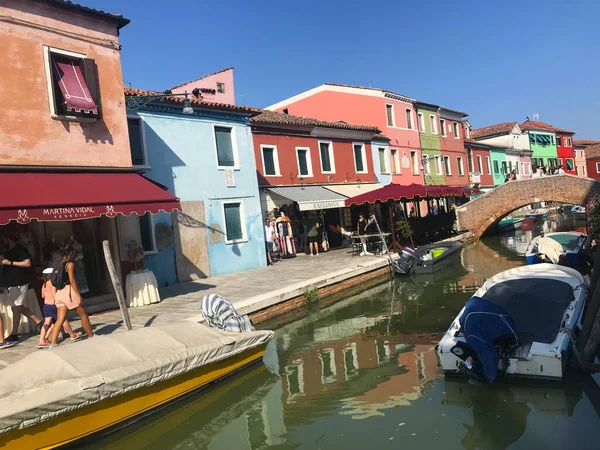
[169,67,234,91]
[471,122,517,139]
[251,110,380,133]
[373,133,390,141]
[585,144,600,159]
[31,0,130,28]
[124,87,258,114]
[554,128,575,135]
[325,83,415,103]
[574,140,600,147]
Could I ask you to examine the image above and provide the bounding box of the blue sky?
[87,0,599,137]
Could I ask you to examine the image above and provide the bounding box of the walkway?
[0,249,392,369]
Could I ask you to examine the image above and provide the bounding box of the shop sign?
[300,200,346,211]
[41,206,99,221]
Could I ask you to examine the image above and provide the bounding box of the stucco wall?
[471,148,494,187]
[371,141,392,185]
[135,109,266,277]
[556,133,576,174]
[171,68,235,106]
[438,118,469,187]
[416,106,443,185]
[0,0,131,167]
[489,148,506,186]
[527,131,558,164]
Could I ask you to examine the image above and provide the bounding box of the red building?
[584,143,600,180]
[555,129,576,174]
[464,139,494,190]
[437,108,470,187]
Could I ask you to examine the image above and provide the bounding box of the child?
[37,268,82,349]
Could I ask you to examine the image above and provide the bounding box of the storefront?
[0,171,181,313]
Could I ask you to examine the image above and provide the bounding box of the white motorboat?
[437,264,587,382]
[571,205,586,220]
[525,231,586,266]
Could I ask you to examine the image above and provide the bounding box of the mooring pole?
[102,240,133,331]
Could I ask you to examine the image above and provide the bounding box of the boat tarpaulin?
[459,296,517,382]
[0,172,181,225]
[345,183,480,206]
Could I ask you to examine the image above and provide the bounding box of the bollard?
[102,240,132,331]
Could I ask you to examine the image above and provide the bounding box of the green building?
[489,146,507,186]
[415,102,444,185]
[520,121,559,169]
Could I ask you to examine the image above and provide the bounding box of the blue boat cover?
[459,296,517,382]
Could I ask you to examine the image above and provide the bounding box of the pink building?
[268,84,422,186]
[170,67,235,105]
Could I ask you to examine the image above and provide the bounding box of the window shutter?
[224,203,243,241]
[215,127,235,167]
[263,148,276,175]
[298,151,309,175]
[353,145,364,172]
[82,58,101,118]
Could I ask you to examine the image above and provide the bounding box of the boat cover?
[536,237,564,264]
[201,294,255,332]
[0,321,273,434]
[459,296,517,382]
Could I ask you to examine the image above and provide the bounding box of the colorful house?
[464,140,494,191]
[414,102,443,186]
[584,144,600,180]
[574,140,599,177]
[555,130,576,174]
[266,84,423,185]
[170,67,236,106]
[437,107,470,187]
[489,146,508,186]
[125,87,266,280]
[519,120,559,169]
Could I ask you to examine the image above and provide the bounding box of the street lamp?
[125,90,196,115]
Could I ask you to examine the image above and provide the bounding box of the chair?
[351,233,362,256]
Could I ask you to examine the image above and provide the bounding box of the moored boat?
[525,231,586,266]
[394,240,464,275]
[437,264,587,383]
[0,321,274,449]
[571,205,586,220]
[497,218,524,233]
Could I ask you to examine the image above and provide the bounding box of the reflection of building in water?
[456,271,485,293]
[461,240,523,279]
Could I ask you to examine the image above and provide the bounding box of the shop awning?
[345,183,480,206]
[52,57,98,115]
[268,186,347,211]
[324,183,383,199]
[0,172,181,225]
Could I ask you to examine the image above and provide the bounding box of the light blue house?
[124,90,265,284]
[371,137,392,185]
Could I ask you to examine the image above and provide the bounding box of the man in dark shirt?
[1,234,42,343]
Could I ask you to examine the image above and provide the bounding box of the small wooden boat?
[497,218,524,233]
[394,240,465,275]
[525,231,586,266]
[0,321,274,449]
[437,264,587,383]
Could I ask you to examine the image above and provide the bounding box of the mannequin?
[276,212,296,258]
[128,240,144,271]
[71,236,89,294]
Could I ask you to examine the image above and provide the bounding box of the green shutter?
[354,145,364,172]
[298,150,309,175]
[493,160,499,174]
[378,149,387,172]
[263,147,276,175]
[215,127,234,167]
[127,118,145,166]
[320,143,331,172]
[224,203,243,241]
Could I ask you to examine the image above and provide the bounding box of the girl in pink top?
[37,269,82,349]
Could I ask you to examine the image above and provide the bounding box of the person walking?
[1,234,42,343]
[264,218,275,266]
[49,245,94,347]
[306,213,320,256]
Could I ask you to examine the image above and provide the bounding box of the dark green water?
[90,213,600,450]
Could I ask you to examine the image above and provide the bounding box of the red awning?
[345,183,480,206]
[0,172,181,225]
[52,57,98,115]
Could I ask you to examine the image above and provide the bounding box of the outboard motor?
[395,247,421,274]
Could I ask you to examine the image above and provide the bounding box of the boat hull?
[395,241,464,275]
[497,218,524,233]
[0,344,267,450]
[524,232,586,267]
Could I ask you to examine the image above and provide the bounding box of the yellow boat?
[0,320,274,449]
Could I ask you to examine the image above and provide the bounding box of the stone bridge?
[456,175,600,238]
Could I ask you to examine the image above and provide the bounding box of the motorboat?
[571,205,586,220]
[525,231,586,266]
[497,218,524,233]
[394,240,464,275]
[0,321,274,449]
[437,264,587,382]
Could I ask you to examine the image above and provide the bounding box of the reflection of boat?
[0,322,274,449]
[525,231,587,266]
[571,205,586,220]
[497,218,524,233]
[394,241,464,275]
[437,264,587,382]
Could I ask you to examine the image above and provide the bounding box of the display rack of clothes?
[71,236,89,294]
[276,213,296,258]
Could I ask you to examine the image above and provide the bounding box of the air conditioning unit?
[470,172,481,184]
[401,157,410,169]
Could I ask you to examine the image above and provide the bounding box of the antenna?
[533,113,539,121]
[368,80,373,88]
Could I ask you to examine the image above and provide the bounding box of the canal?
[91,211,600,450]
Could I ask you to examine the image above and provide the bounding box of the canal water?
[91,211,600,450]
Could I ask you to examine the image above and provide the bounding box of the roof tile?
[32,0,130,28]
[251,110,380,133]
[585,143,600,159]
[471,122,517,139]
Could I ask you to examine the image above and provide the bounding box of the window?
[486,156,491,174]
[417,113,425,132]
[423,154,430,174]
[127,117,148,166]
[566,158,574,170]
[508,161,513,173]
[319,141,335,173]
[139,213,156,253]
[44,46,100,120]
[216,82,225,93]
[515,161,519,174]
[596,162,600,174]
[457,157,464,176]
[551,136,555,145]
[435,156,442,175]
[493,160,499,174]
[319,349,336,384]
[501,161,508,174]
[465,125,471,139]
[406,109,413,130]
[583,165,586,176]
[430,115,438,134]
[467,153,474,172]
[477,155,483,173]
[443,156,451,175]
[411,151,419,175]
[353,143,367,173]
[390,149,400,174]
[214,126,237,168]
[567,137,572,146]
[557,136,562,146]
[386,104,394,126]
[223,202,245,242]
[581,150,585,158]
[453,122,460,139]
[520,162,525,175]
[296,147,312,177]
[440,119,447,137]
[261,145,280,176]
[379,148,389,173]
[576,166,579,175]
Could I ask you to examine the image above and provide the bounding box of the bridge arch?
[456,175,600,238]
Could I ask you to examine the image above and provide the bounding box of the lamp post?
[125,90,196,115]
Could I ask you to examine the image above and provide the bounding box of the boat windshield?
[549,234,581,251]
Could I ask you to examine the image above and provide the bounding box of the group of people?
[504,164,565,183]
[264,212,323,265]
[0,234,93,349]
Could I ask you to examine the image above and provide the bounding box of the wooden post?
[578,245,600,356]
[102,240,132,331]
